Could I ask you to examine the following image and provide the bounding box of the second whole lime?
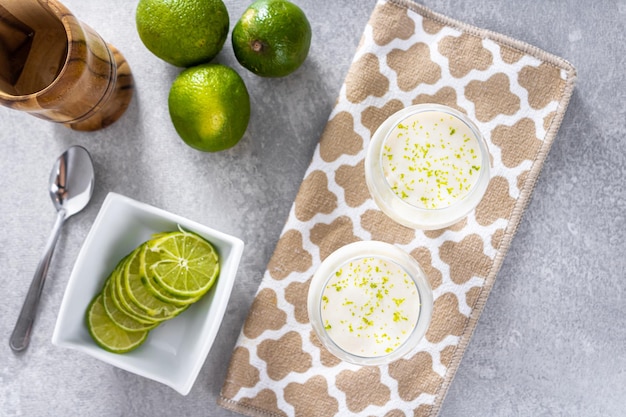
[232,0,312,77]
[168,64,250,152]
[136,0,229,67]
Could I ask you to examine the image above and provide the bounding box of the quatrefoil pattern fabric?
[219,1,576,416]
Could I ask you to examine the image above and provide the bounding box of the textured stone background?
[0,0,624,416]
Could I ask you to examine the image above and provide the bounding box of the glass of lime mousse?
[308,241,433,366]
[365,104,490,230]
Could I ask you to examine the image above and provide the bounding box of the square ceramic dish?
[52,192,244,395]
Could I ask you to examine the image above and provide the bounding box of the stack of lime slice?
[86,230,220,353]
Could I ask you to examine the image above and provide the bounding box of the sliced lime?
[108,267,157,325]
[104,254,160,325]
[144,230,220,298]
[86,229,222,355]
[102,278,158,332]
[113,249,166,324]
[141,271,201,306]
[86,294,148,354]
[140,242,201,306]
[122,244,187,320]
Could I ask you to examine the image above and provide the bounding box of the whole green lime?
[232,0,312,77]
[168,64,250,152]
[136,0,229,67]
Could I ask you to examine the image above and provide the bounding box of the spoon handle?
[10,209,66,352]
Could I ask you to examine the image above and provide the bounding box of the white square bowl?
[52,192,244,395]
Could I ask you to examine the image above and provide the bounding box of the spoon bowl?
[50,146,95,217]
[10,145,95,352]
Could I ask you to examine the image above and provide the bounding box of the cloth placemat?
[219,1,576,416]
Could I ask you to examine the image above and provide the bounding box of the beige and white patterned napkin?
[219,1,576,416]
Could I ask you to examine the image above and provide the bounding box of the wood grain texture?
[0,0,132,130]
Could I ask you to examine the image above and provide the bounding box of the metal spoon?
[10,145,95,352]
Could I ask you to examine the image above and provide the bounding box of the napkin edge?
[390,0,578,82]
[219,396,283,417]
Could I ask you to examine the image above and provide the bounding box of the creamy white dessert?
[308,241,433,365]
[365,104,490,230]
[381,110,482,210]
[320,256,420,357]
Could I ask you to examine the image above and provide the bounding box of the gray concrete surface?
[1,0,624,416]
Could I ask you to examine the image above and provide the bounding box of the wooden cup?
[0,0,133,131]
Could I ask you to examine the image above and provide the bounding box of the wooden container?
[0,0,133,131]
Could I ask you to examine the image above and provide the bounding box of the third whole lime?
[168,64,250,152]
[232,0,312,77]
